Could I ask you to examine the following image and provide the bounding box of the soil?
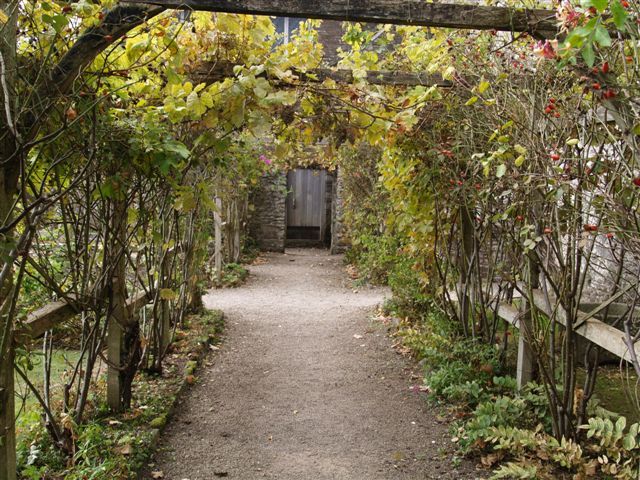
[146,248,483,479]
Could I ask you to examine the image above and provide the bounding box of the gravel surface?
[146,249,482,479]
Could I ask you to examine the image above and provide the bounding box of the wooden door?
[286,169,327,240]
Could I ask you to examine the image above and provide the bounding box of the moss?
[149,414,167,429]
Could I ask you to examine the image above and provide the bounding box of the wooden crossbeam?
[122,0,558,38]
[193,60,451,87]
[15,290,155,341]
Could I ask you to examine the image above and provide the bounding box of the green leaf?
[496,164,507,178]
[514,155,525,167]
[623,433,637,450]
[610,0,629,29]
[581,43,596,67]
[582,0,607,13]
[593,24,612,47]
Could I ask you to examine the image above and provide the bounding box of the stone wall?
[330,168,349,254]
[248,172,287,252]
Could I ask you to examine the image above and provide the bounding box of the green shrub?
[347,232,399,285]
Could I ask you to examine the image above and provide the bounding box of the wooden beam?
[15,290,154,341]
[193,61,451,87]
[122,0,558,37]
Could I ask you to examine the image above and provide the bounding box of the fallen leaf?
[115,444,132,455]
[151,471,164,479]
[353,334,363,339]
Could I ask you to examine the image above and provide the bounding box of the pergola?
[0,2,561,478]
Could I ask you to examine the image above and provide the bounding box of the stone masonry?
[249,172,287,252]
[330,167,348,254]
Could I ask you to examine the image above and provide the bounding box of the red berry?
[516,215,524,221]
[62,5,72,13]
[554,112,561,118]
[550,153,561,161]
[584,224,598,232]
[104,34,114,42]
[549,98,556,104]
[592,66,600,74]
[622,0,630,7]
[603,89,616,99]
[592,82,601,90]
[602,62,610,73]
[544,227,553,234]
[606,232,614,239]
[633,177,640,186]
[545,106,553,114]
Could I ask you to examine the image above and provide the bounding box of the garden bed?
[16,309,224,480]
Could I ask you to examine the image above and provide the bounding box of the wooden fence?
[1,289,155,480]
[452,285,640,388]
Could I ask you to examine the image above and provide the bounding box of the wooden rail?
[2,289,156,480]
[122,0,559,38]
[15,290,155,340]
[455,286,640,387]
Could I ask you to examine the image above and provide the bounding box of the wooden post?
[106,317,123,410]
[0,0,18,476]
[517,258,539,389]
[214,197,222,283]
[106,198,129,412]
[160,249,172,353]
[0,342,16,480]
[459,204,475,336]
[233,199,241,263]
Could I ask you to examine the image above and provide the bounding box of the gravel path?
[147,249,481,479]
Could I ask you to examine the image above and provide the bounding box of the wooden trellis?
[123,0,559,38]
[0,1,564,478]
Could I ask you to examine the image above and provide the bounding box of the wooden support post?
[0,0,18,476]
[106,198,129,412]
[160,250,172,353]
[232,199,241,263]
[106,319,123,411]
[517,259,539,389]
[459,204,475,336]
[214,197,223,283]
[0,343,16,480]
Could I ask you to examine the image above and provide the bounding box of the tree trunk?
[0,0,19,476]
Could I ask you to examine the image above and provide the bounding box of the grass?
[15,350,82,431]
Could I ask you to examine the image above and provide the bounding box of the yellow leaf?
[160,289,177,301]
[477,80,490,94]
[514,144,527,155]
[0,9,8,25]
[465,96,478,106]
